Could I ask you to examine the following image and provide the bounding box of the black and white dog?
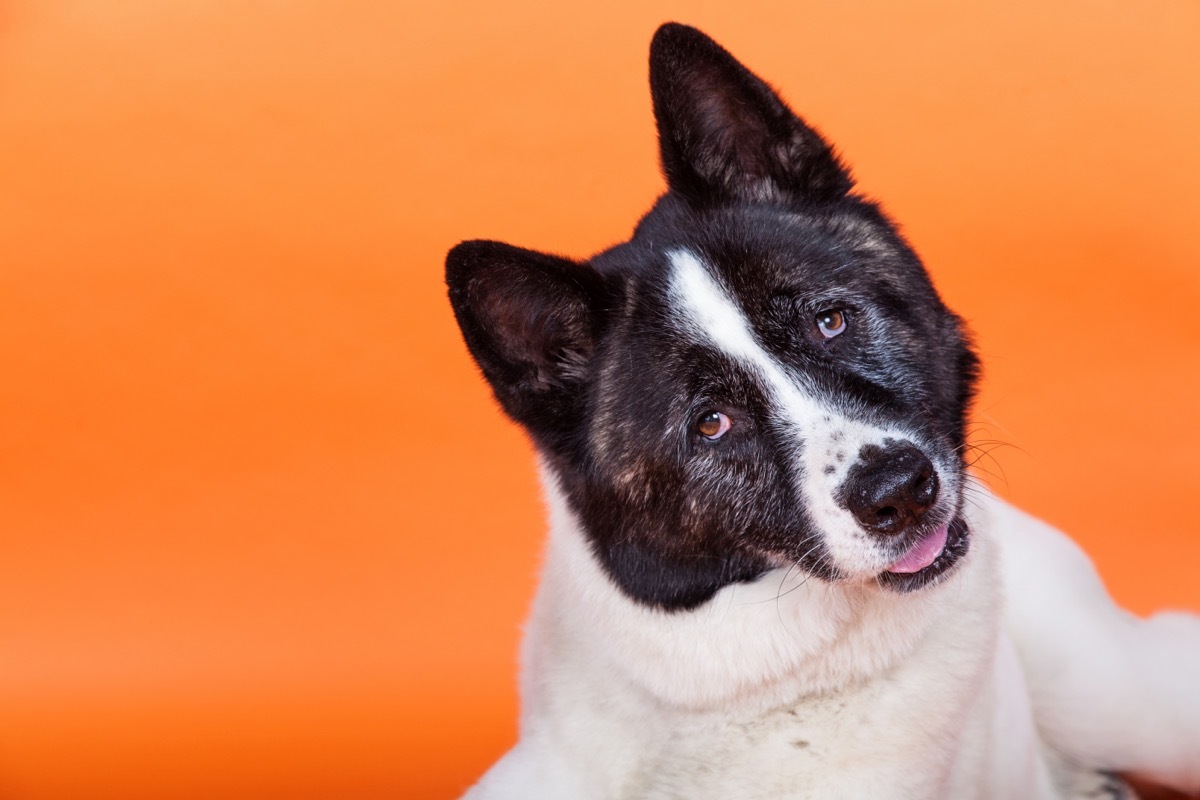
[446,23,1200,799]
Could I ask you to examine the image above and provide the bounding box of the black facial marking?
[446,24,979,610]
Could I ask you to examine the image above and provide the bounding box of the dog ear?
[446,240,604,445]
[649,23,853,205]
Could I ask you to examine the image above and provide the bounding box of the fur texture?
[446,23,1200,799]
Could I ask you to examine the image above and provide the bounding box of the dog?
[445,23,1200,799]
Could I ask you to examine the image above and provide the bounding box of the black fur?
[446,24,979,611]
[649,23,853,205]
[445,240,612,454]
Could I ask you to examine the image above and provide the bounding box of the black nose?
[841,443,939,536]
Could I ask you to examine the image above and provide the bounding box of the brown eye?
[816,308,847,339]
[697,411,732,440]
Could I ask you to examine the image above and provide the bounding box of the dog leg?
[986,494,1200,794]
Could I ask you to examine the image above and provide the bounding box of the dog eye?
[696,411,732,440]
[816,309,847,339]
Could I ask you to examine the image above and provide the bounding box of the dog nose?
[841,443,938,536]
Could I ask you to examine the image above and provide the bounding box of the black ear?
[649,23,853,205]
[446,240,605,447]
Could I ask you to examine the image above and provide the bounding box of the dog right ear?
[446,240,604,445]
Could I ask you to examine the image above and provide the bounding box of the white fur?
[995,500,1200,790]
[464,482,1200,799]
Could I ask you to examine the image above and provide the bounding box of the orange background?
[1,1,1198,798]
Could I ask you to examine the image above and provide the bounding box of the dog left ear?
[649,23,854,206]
[446,240,605,447]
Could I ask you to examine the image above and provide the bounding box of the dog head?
[446,24,979,611]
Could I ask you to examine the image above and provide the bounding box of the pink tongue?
[886,524,949,574]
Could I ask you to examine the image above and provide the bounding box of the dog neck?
[525,464,1000,714]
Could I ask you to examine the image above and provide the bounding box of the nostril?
[874,506,900,532]
[911,470,938,508]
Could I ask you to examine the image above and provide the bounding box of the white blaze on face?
[666,248,944,578]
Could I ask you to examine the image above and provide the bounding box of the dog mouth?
[876,516,971,592]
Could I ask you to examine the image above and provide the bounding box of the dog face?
[446,24,978,611]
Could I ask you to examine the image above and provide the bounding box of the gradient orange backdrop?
[1,1,1198,798]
